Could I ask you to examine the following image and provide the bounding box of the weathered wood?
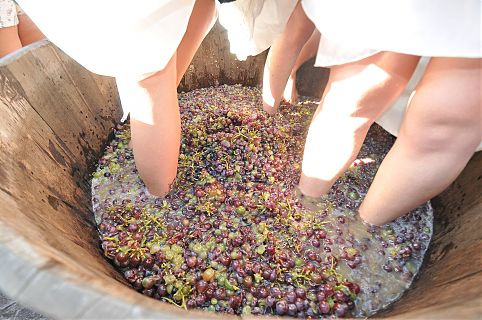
[178,22,267,92]
[0,30,480,320]
[178,22,328,98]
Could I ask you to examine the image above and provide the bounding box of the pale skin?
[282,30,321,104]
[17,13,46,46]
[0,25,22,57]
[0,13,45,58]
[299,55,481,226]
[299,52,421,197]
[359,57,482,225]
[118,0,217,196]
[262,1,315,115]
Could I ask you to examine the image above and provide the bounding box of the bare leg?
[283,30,321,103]
[360,57,482,225]
[176,0,216,85]
[262,2,315,114]
[17,13,45,46]
[116,54,180,196]
[299,52,420,197]
[0,25,22,57]
[117,0,216,195]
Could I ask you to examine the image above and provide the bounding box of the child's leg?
[0,25,22,57]
[283,30,321,103]
[299,52,420,197]
[359,57,481,225]
[17,13,45,46]
[176,0,216,85]
[117,54,180,197]
[262,1,315,114]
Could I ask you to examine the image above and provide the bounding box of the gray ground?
[0,291,48,320]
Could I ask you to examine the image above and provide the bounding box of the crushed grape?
[92,85,433,318]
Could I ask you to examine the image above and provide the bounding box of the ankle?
[262,101,279,115]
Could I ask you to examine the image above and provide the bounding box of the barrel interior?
[0,25,480,319]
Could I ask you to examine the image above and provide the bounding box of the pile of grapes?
[92,85,432,318]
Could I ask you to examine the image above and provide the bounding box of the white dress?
[16,0,197,77]
[301,0,481,67]
[218,0,297,60]
[0,0,19,28]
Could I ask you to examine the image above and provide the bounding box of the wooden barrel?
[0,23,480,319]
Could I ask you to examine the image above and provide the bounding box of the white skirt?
[0,0,19,28]
[16,0,197,77]
[218,0,297,60]
[301,0,481,67]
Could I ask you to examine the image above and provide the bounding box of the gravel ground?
[0,291,48,320]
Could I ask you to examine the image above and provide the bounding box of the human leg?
[116,54,180,197]
[116,0,216,196]
[359,57,482,225]
[0,25,21,57]
[299,52,420,197]
[262,1,315,114]
[17,13,45,46]
[0,0,21,57]
[176,0,217,85]
[283,29,321,103]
